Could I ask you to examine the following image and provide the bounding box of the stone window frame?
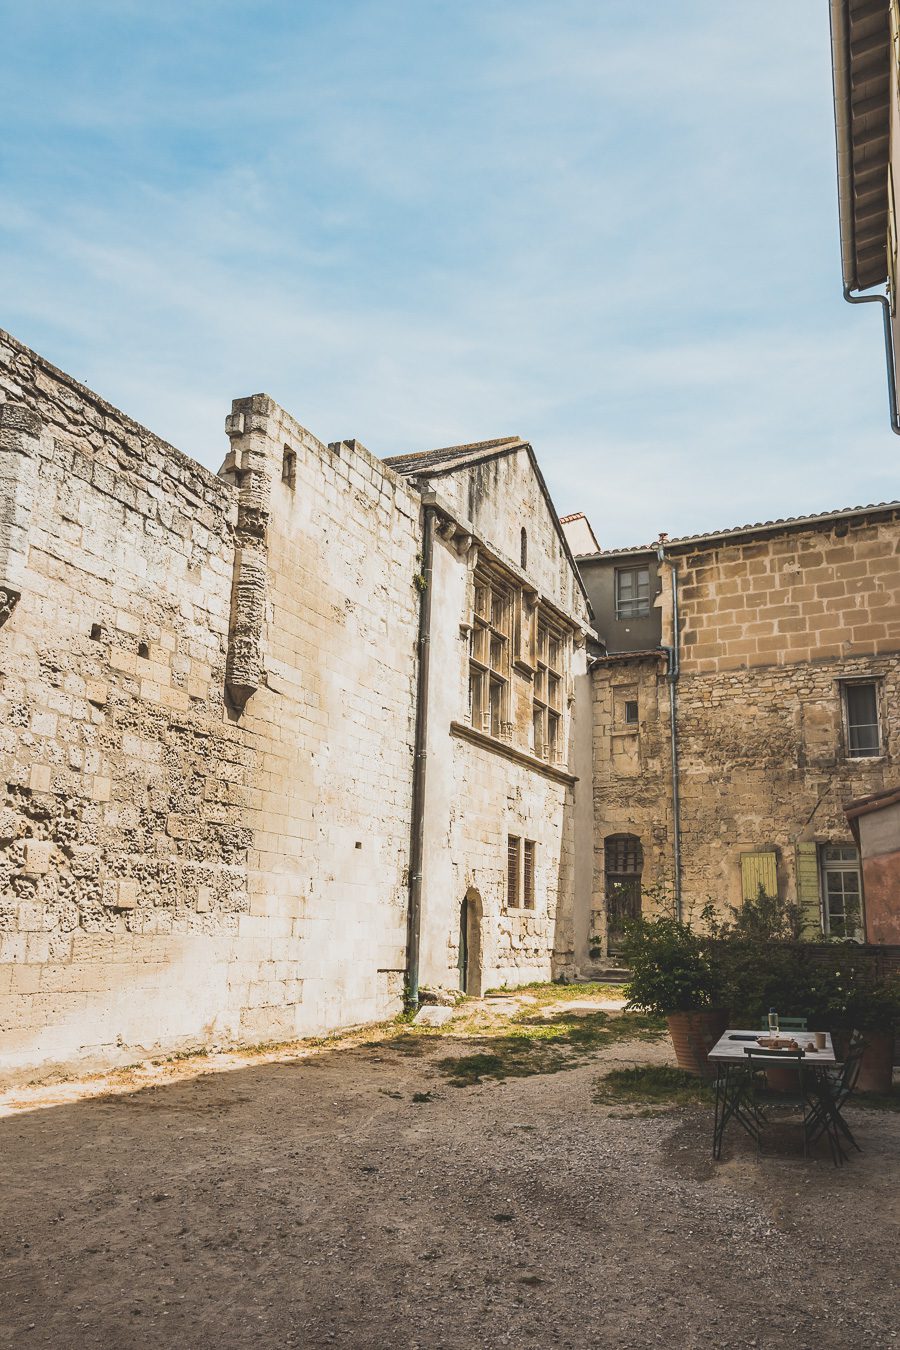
[469,567,513,739]
[840,677,884,760]
[614,564,651,620]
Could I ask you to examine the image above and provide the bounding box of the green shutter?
[795,842,822,939]
[740,851,777,902]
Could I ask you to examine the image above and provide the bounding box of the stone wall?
[219,401,421,1037]
[590,509,900,947]
[0,330,422,1082]
[0,329,247,1079]
[409,450,593,993]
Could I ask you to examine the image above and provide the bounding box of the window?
[615,565,650,620]
[523,840,535,909]
[282,445,296,488]
[520,527,528,570]
[843,681,881,758]
[469,570,511,738]
[507,835,520,908]
[507,835,536,910]
[820,845,862,938]
[624,699,639,725]
[604,834,642,949]
[533,618,563,761]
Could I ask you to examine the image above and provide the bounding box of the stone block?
[21,840,51,876]
[85,679,108,706]
[29,764,52,793]
[196,886,213,913]
[110,880,139,910]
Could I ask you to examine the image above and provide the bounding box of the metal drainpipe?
[843,286,900,436]
[405,504,436,1010]
[658,543,682,920]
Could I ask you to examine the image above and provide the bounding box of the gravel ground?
[0,999,897,1349]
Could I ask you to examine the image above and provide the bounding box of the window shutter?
[795,842,822,939]
[740,851,777,902]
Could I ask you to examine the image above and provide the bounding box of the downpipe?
[405,504,436,1010]
[843,286,900,436]
[658,542,682,921]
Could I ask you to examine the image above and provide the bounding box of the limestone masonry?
[1,326,898,1083]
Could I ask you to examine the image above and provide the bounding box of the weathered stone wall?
[671,512,900,672]
[0,329,250,1079]
[590,654,672,956]
[219,402,421,1036]
[0,331,423,1082]
[414,449,592,994]
[589,511,900,946]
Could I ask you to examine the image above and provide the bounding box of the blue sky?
[1,0,897,547]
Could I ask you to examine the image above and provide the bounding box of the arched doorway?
[604,834,643,952]
[458,887,483,995]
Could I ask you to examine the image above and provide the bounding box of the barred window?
[507,835,521,908]
[523,840,536,909]
[843,681,881,758]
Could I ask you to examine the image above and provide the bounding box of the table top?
[708,1029,837,1066]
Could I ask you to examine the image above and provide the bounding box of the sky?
[1,0,897,548]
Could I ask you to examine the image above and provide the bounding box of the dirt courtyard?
[1,989,898,1349]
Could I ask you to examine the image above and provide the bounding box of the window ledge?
[513,658,535,679]
[450,720,577,785]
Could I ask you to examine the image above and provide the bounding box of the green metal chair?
[758,1016,808,1032]
[743,1047,839,1162]
[806,1030,865,1155]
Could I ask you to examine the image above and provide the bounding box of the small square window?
[843,681,881,758]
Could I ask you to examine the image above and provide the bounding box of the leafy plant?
[619,915,721,1015]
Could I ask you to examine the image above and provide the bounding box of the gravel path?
[0,1006,897,1349]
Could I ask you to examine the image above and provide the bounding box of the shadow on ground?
[1,1006,898,1350]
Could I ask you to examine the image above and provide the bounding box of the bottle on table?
[768,1008,779,1035]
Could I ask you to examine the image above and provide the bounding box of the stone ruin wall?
[0,331,422,1083]
[0,329,248,1081]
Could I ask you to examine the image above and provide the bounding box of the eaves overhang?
[831,0,892,292]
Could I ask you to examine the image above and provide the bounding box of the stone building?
[0,329,591,1083]
[577,504,900,956]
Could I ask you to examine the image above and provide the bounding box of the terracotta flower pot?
[666,1008,727,1079]
[856,1031,896,1095]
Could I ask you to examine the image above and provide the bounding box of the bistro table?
[709,1028,837,1160]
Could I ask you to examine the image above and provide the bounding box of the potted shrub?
[824,970,900,1094]
[620,916,725,1078]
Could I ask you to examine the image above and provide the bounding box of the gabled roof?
[575,500,900,560]
[830,0,892,292]
[383,436,523,476]
[384,435,590,610]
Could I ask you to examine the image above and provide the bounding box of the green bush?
[619,916,721,1016]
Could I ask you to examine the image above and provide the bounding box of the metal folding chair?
[743,1047,839,1162]
[806,1030,866,1156]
